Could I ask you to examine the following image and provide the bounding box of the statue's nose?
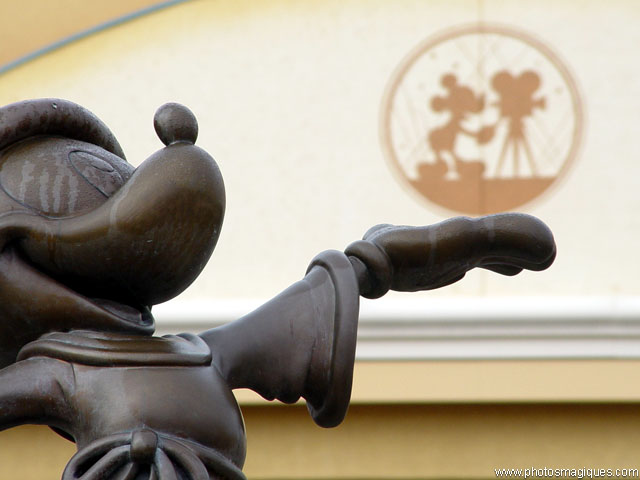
[0,104,226,306]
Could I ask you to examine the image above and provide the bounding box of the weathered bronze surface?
[0,99,556,479]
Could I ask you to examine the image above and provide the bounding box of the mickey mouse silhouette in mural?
[426,73,495,180]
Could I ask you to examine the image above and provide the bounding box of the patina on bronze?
[0,99,556,480]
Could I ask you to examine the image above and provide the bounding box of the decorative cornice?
[153,296,640,360]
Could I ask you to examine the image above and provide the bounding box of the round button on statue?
[0,99,556,480]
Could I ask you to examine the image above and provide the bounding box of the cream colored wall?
[0,0,175,70]
[0,0,638,303]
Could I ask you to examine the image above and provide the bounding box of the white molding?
[152,296,640,361]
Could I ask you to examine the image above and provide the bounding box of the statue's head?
[0,99,225,367]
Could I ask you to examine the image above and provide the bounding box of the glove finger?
[476,213,556,271]
[480,264,523,276]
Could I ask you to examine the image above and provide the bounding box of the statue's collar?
[17,330,211,367]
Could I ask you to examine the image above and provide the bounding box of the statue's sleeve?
[0,357,74,432]
[199,250,359,428]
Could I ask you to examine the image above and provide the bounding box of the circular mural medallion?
[380,24,583,215]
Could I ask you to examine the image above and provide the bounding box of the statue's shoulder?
[17,330,212,367]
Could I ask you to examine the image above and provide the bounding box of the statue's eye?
[69,151,124,197]
[0,137,133,218]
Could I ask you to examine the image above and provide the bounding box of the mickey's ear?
[0,98,125,159]
[441,73,457,88]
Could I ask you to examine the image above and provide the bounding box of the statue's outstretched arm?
[200,213,555,428]
[0,357,74,432]
[346,213,555,298]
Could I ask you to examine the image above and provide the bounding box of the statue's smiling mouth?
[0,245,155,368]
[1,246,157,331]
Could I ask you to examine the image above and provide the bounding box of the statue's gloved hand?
[345,213,556,299]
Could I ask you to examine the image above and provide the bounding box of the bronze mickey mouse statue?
[0,99,556,480]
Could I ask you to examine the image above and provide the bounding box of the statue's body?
[0,99,556,480]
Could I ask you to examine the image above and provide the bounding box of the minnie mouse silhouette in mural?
[0,99,556,479]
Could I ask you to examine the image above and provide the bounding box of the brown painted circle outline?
[379,23,584,215]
